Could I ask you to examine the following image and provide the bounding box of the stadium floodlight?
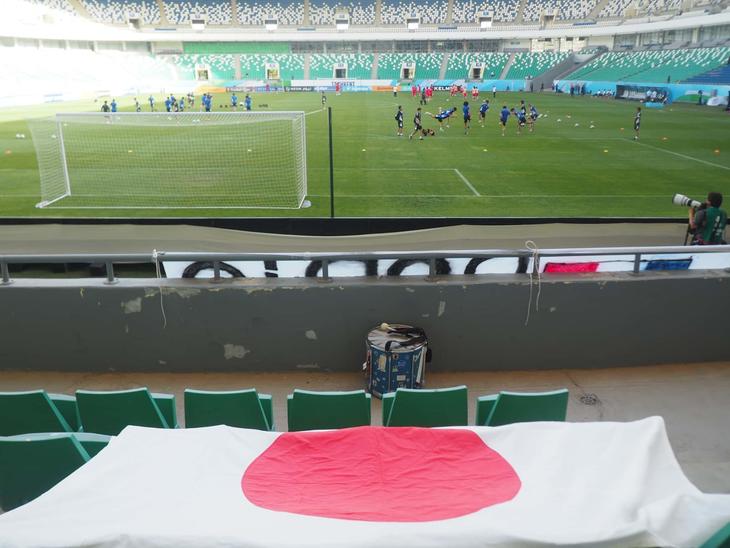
[30,112,308,210]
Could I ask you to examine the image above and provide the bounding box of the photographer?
[689,192,727,245]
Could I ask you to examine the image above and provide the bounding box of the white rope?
[152,249,167,329]
[524,240,542,326]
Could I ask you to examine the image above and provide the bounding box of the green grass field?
[0,91,728,218]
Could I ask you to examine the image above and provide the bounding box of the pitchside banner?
[0,418,728,546]
[163,252,730,279]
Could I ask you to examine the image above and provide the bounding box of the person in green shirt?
[690,192,727,245]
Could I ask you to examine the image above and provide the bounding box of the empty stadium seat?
[452,0,519,23]
[239,54,305,79]
[164,0,232,25]
[522,0,598,21]
[567,47,730,84]
[174,54,236,80]
[0,433,90,511]
[0,390,73,436]
[48,393,81,432]
[25,0,78,16]
[380,0,448,24]
[477,389,569,426]
[237,0,304,25]
[309,0,375,25]
[184,389,274,430]
[445,52,509,80]
[506,51,569,80]
[80,0,161,24]
[287,389,371,431]
[3,432,112,458]
[310,54,373,79]
[382,386,468,427]
[378,53,441,80]
[76,388,172,435]
[152,393,179,429]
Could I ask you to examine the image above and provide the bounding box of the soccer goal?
[30,112,307,209]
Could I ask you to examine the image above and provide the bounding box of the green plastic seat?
[287,389,371,431]
[184,389,273,431]
[0,433,90,511]
[76,388,171,435]
[0,390,72,436]
[151,393,179,429]
[480,389,569,426]
[700,522,730,548]
[383,386,468,427]
[475,394,499,427]
[5,432,112,458]
[49,394,80,432]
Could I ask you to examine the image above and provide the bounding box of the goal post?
[29,112,308,209]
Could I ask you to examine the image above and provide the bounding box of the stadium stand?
[239,53,305,79]
[164,0,232,25]
[310,53,374,79]
[444,52,509,79]
[175,53,236,79]
[309,0,376,25]
[686,63,730,84]
[380,0,449,24]
[377,52,442,79]
[505,51,569,79]
[598,0,634,18]
[237,0,304,25]
[640,0,683,15]
[522,0,598,21]
[451,0,520,23]
[80,0,161,24]
[25,0,78,15]
[566,47,730,83]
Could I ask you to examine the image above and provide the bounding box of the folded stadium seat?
[0,433,90,511]
[184,389,274,430]
[477,389,569,427]
[382,386,468,427]
[76,388,172,435]
[287,389,371,431]
[151,393,179,429]
[48,393,81,432]
[0,390,74,436]
[3,431,112,458]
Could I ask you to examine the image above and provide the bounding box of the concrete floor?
[1,361,728,493]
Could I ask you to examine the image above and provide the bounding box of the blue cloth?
[500,108,510,121]
[479,103,489,114]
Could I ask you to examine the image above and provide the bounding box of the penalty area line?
[305,108,325,116]
[454,169,480,196]
[625,139,730,171]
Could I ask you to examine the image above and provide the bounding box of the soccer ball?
[574,123,580,127]
[589,125,595,129]
[557,118,562,123]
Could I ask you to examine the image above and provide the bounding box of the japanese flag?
[0,417,728,547]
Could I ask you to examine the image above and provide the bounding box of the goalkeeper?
[425,107,456,131]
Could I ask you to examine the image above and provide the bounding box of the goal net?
[30,112,307,209]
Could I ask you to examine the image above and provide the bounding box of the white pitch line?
[454,169,480,196]
[305,108,324,116]
[625,139,730,171]
[309,194,673,199]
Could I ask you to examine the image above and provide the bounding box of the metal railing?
[0,244,728,285]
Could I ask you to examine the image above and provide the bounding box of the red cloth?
[242,426,520,522]
[544,262,600,273]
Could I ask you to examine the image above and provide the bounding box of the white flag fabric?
[0,417,728,547]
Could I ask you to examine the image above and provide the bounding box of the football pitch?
[0,91,728,218]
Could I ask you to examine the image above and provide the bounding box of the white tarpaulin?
[0,417,728,547]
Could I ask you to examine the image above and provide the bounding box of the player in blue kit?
[478,99,489,127]
[462,101,471,135]
[231,93,238,110]
[164,96,172,112]
[110,99,117,113]
[499,105,510,136]
[245,94,252,111]
[426,107,456,130]
[148,95,155,112]
[512,107,527,134]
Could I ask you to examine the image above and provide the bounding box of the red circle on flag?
[242,426,521,522]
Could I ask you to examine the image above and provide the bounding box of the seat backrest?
[0,390,72,436]
[0,434,90,511]
[184,389,270,430]
[76,388,168,435]
[386,386,468,427]
[487,389,569,427]
[287,389,371,431]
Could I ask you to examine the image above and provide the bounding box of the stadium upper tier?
[25,0,719,25]
[444,53,509,79]
[566,47,730,83]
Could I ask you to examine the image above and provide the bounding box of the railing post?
[428,257,437,279]
[213,261,221,281]
[321,259,330,280]
[1,262,11,285]
[104,261,118,284]
[633,254,641,274]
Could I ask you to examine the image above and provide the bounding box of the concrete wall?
[1,271,728,373]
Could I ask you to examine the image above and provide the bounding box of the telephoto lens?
[672,194,702,209]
